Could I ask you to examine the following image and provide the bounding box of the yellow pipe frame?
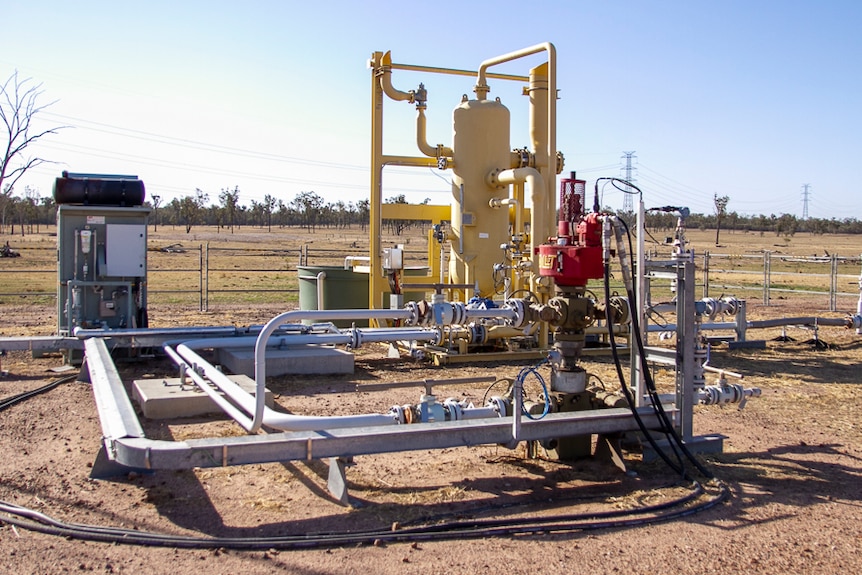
[370,44,559,326]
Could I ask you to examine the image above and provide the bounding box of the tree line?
[2,184,862,237]
[0,187,415,235]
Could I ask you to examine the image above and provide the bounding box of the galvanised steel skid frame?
[82,336,673,497]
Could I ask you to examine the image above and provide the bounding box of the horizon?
[2,1,860,221]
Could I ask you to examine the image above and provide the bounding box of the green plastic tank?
[297,265,429,328]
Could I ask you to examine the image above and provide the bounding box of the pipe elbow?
[416,107,453,159]
[379,54,414,103]
[492,167,545,193]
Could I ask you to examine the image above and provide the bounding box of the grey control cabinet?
[57,204,150,336]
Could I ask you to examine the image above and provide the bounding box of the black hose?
[617,217,714,479]
[0,373,79,413]
[603,261,686,477]
[0,481,728,549]
[0,346,727,549]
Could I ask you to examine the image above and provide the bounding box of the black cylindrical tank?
[53,172,146,206]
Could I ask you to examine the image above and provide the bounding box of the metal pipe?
[343,256,370,270]
[746,316,849,329]
[489,197,523,236]
[390,61,528,82]
[316,271,326,310]
[252,309,414,432]
[169,344,254,428]
[476,43,556,247]
[378,51,414,103]
[416,106,453,159]
[150,305,516,433]
[172,336,499,433]
[108,406,671,472]
[493,168,546,288]
[74,326,239,340]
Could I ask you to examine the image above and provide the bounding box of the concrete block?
[217,345,354,377]
[132,374,274,420]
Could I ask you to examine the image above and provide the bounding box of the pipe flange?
[488,396,508,417]
[444,398,463,421]
[470,324,487,345]
[722,296,740,317]
[504,298,526,328]
[704,297,720,320]
[485,168,506,189]
[350,328,362,349]
[511,147,533,169]
[451,302,467,325]
[608,295,631,325]
[404,301,420,326]
[389,405,406,424]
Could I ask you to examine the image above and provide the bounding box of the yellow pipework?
[488,196,523,237]
[490,167,545,259]
[379,51,414,103]
[370,45,558,319]
[416,107,454,159]
[475,43,558,242]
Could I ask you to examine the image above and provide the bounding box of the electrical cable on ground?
[0,282,729,549]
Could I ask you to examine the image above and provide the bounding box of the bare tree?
[714,194,730,246]
[1,71,66,209]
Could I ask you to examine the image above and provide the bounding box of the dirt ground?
[1,297,861,574]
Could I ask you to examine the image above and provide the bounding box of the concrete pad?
[216,345,354,377]
[132,374,274,420]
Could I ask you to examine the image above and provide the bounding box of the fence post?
[702,250,709,298]
[199,243,204,312]
[763,251,771,306]
[830,254,838,312]
[204,242,209,312]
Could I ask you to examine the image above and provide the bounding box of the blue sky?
[2,0,860,219]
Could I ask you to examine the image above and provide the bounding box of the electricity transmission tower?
[620,151,637,213]
[801,184,811,219]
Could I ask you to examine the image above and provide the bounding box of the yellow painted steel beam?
[381,203,450,223]
[370,52,385,312]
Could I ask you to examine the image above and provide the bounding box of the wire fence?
[695,251,862,312]
[2,244,860,311]
[0,243,429,310]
